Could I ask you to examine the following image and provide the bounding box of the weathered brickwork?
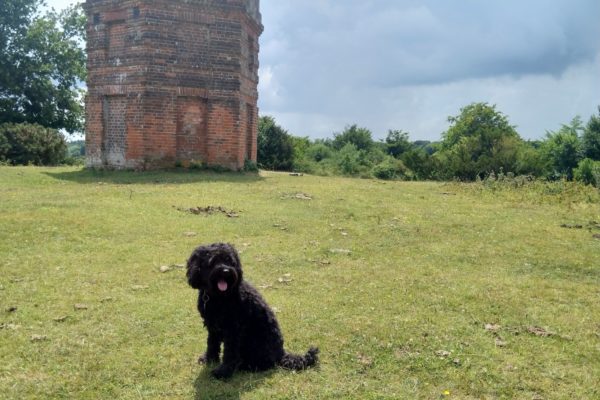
[85,0,262,169]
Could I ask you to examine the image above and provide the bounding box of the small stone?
[74,304,88,310]
[159,265,172,273]
[183,232,197,237]
[53,315,69,322]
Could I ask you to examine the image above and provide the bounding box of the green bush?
[573,158,600,187]
[243,159,259,173]
[372,157,412,180]
[257,116,294,170]
[335,143,362,175]
[541,117,584,180]
[0,123,67,165]
[306,142,333,162]
[0,131,10,161]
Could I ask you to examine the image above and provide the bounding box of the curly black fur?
[186,243,319,380]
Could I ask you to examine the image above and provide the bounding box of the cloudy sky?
[49,0,600,141]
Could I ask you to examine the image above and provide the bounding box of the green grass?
[1,166,599,399]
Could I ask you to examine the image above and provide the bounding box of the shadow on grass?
[43,167,264,185]
[193,366,274,400]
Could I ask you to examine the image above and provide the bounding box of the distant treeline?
[258,102,600,187]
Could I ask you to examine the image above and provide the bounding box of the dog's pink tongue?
[218,280,228,292]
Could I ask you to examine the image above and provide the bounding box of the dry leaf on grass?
[281,192,313,201]
[1,323,21,330]
[277,274,293,284]
[435,350,451,358]
[357,354,374,367]
[329,248,351,255]
[485,323,501,332]
[527,326,553,337]
[159,264,185,273]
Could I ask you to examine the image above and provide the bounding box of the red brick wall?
[85,0,263,170]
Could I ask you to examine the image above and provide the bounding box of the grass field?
[1,166,599,399]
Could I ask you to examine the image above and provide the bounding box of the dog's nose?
[223,268,230,274]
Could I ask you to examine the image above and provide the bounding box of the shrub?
[306,142,333,162]
[573,158,600,187]
[335,143,362,175]
[0,131,10,161]
[243,159,259,173]
[0,123,67,165]
[257,116,294,171]
[541,117,584,180]
[401,148,436,180]
[372,157,412,180]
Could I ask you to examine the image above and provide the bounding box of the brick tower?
[84,0,262,170]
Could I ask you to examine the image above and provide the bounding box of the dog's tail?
[279,347,319,371]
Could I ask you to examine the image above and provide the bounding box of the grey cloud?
[261,0,600,93]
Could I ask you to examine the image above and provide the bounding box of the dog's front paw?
[211,364,234,380]
[198,354,219,365]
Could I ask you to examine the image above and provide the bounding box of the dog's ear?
[186,246,210,289]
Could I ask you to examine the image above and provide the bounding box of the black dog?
[186,243,319,379]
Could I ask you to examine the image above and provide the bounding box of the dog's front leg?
[211,333,241,380]
[199,329,222,364]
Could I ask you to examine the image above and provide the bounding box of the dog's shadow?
[193,365,275,400]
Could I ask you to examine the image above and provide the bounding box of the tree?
[0,1,86,133]
[335,143,362,175]
[541,117,584,179]
[257,116,294,170]
[573,158,600,187]
[583,106,600,160]
[0,122,67,165]
[385,129,411,158]
[332,125,374,151]
[438,102,522,180]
